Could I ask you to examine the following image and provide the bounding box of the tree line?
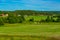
[0,10,60,15]
[0,10,60,26]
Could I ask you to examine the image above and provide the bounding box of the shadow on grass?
[0,35,60,40]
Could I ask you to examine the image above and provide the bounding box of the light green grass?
[0,23,60,36]
[25,16,47,21]
[0,23,60,40]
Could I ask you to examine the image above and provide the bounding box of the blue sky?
[0,0,60,11]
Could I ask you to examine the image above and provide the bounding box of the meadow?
[0,23,60,40]
[0,23,60,34]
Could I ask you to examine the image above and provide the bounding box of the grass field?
[0,23,60,34]
[0,16,60,40]
[0,23,60,40]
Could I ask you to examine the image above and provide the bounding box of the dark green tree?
[7,13,18,23]
[45,16,51,22]
[56,16,60,22]
[17,15,25,23]
[0,18,4,26]
[29,18,34,22]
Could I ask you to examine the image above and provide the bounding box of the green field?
[0,23,60,40]
[0,23,60,34]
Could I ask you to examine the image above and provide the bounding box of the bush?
[0,18,4,26]
[29,18,34,22]
[20,15,25,21]
[2,17,8,23]
[7,16,20,24]
[7,13,18,24]
[18,15,25,23]
[45,16,51,22]
[40,19,45,22]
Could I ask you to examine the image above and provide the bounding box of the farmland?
[0,23,60,40]
[0,23,60,34]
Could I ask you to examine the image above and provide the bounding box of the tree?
[56,15,60,22]
[20,15,25,21]
[17,15,25,23]
[0,18,4,26]
[50,16,55,22]
[45,16,51,22]
[7,13,18,24]
[29,18,34,23]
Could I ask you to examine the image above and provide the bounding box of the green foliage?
[7,13,25,23]
[0,10,60,24]
[29,18,34,22]
[40,16,57,22]
[56,16,60,22]
[17,16,22,23]
[40,19,45,23]
[7,13,18,24]
[20,15,25,21]
[17,15,25,23]
[0,18,4,26]
[0,11,2,14]
[50,16,56,22]
[2,17,8,23]
[45,16,51,22]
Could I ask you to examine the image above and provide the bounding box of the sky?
[0,0,60,11]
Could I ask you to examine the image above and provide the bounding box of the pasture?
[0,23,60,40]
[0,23,60,34]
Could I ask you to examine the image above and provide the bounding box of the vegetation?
[0,23,60,40]
[0,10,60,25]
[0,10,60,40]
[0,18,4,26]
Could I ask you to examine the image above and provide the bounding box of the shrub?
[0,18,4,26]
[45,16,51,22]
[7,13,18,24]
[29,18,34,22]
[18,15,25,23]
